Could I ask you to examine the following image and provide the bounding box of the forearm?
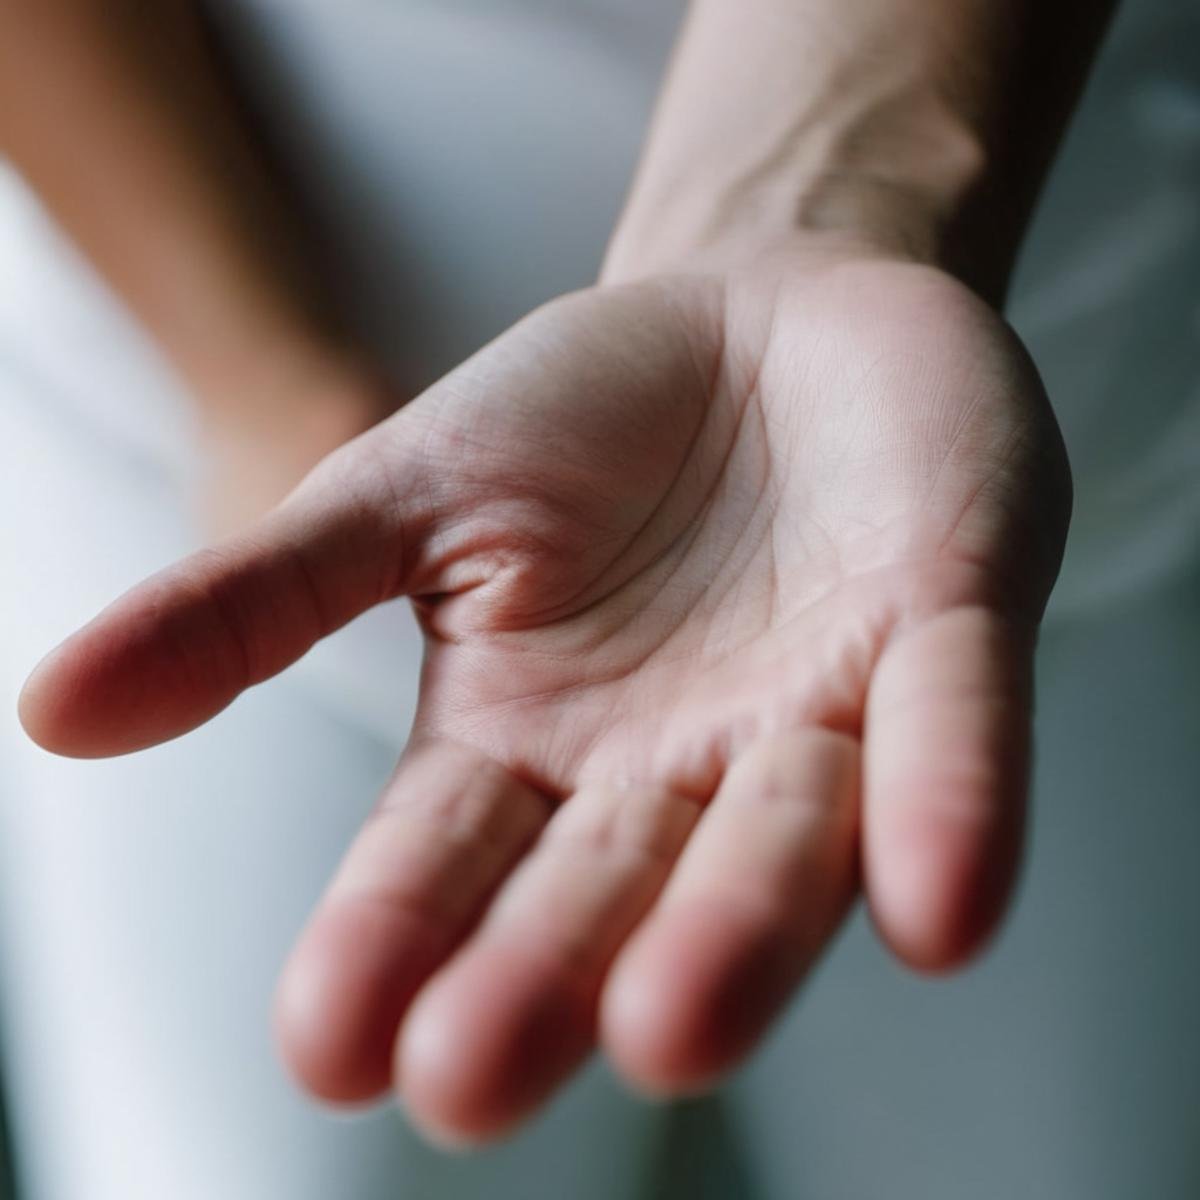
[0,0,365,414]
[605,0,1117,304]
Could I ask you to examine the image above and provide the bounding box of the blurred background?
[0,1,1196,1197]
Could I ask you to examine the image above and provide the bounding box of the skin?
[8,0,1114,1153]
[20,243,1069,1140]
[0,0,395,536]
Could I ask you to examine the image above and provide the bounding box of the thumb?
[19,431,429,758]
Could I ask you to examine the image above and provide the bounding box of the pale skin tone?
[8,0,1114,1149]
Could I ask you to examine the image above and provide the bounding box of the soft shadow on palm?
[19,251,1070,1144]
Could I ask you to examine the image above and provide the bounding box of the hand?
[19,244,1071,1143]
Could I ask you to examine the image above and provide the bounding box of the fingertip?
[868,805,1022,973]
[396,944,593,1146]
[17,638,123,759]
[275,902,441,1105]
[393,993,508,1149]
[599,943,722,1098]
[15,591,241,758]
[600,903,793,1098]
[17,651,62,753]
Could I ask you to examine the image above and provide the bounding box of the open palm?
[20,250,1071,1143]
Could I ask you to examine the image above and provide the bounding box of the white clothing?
[0,2,1196,1197]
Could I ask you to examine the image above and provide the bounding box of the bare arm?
[606,0,1117,303]
[0,0,385,527]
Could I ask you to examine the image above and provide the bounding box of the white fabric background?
[0,2,1196,1197]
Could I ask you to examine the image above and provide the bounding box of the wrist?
[599,0,1099,308]
[603,118,1014,304]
